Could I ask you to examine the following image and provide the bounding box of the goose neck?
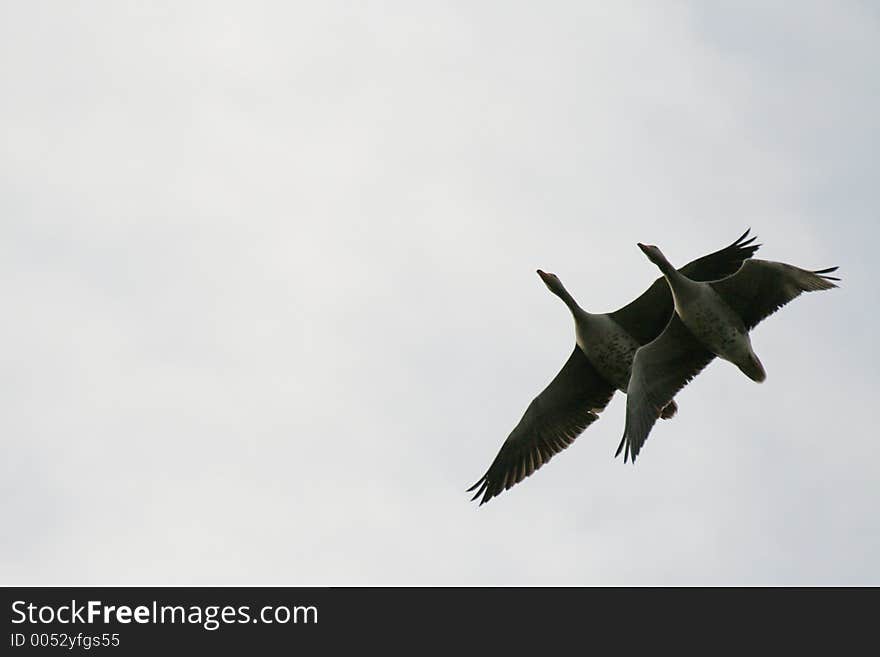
[555,286,582,314]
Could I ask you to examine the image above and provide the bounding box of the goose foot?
[660,400,678,420]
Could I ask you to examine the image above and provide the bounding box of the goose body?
[576,312,642,392]
[664,269,765,382]
[618,244,840,463]
[468,229,760,505]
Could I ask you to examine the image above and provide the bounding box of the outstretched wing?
[609,229,760,343]
[617,316,715,463]
[468,346,616,505]
[710,259,840,331]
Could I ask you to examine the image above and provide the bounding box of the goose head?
[637,242,666,265]
[537,269,582,312]
[536,269,567,297]
[637,243,677,275]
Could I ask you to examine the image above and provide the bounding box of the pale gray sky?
[2,1,877,585]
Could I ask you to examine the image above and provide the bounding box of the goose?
[617,243,840,463]
[468,229,760,505]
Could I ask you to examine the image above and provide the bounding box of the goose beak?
[637,243,650,255]
[536,269,550,281]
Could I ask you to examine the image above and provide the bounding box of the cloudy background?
[2,2,877,585]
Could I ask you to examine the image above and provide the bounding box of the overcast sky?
[2,1,877,585]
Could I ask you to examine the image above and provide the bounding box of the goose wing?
[469,346,615,505]
[610,229,760,343]
[617,316,715,463]
[710,259,840,331]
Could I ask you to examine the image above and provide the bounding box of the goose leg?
[660,399,678,420]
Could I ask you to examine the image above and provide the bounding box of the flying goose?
[618,244,840,463]
[468,230,760,505]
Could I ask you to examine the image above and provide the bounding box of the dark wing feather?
[616,316,715,463]
[609,229,760,343]
[710,259,840,331]
[468,346,615,505]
